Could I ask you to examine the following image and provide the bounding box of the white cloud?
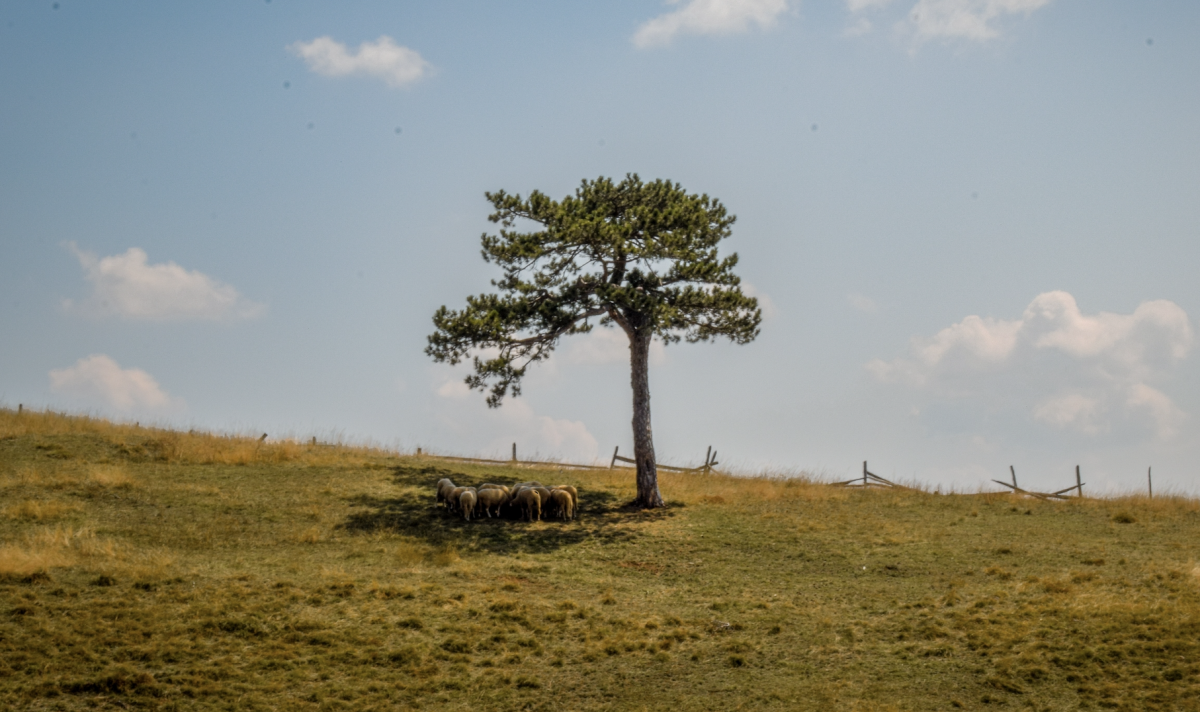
[869,291,1192,439]
[289,36,430,87]
[1032,392,1105,435]
[490,399,600,463]
[64,244,264,322]
[49,355,181,414]
[846,0,1053,42]
[562,327,670,366]
[432,378,600,463]
[848,292,879,314]
[741,282,778,320]
[1025,291,1192,366]
[1127,384,1185,441]
[633,0,789,48]
[846,0,894,11]
[437,379,471,399]
[906,0,1052,41]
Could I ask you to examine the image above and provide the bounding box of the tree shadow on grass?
[339,464,678,555]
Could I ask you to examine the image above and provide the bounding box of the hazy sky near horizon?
[3,0,1199,495]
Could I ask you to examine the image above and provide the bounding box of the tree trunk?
[629,329,664,508]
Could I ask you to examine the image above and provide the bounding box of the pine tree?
[426,174,761,508]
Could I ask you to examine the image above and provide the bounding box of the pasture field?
[2,408,1200,711]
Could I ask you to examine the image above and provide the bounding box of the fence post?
[610,446,619,469]
[417,447,422,456]
[863,461,868,486]
[17,404,22,414]
[1010,465,1017,490]
[512,443,517,463]
[1076,465,1082,497]
[704,446,712,473]
[1148,466,1153,498]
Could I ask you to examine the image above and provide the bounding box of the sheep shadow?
[339,464,676,554]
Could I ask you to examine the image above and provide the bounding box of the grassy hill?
[2,408,1199,711]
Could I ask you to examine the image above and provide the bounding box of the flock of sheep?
[436,478,578,523]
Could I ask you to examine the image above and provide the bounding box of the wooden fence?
[413,443,721,474]
[831,461,917,491]
[411,444,1157,499]
[990,465,1085,500]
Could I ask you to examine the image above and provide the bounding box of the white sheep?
[476,487,507,518]
[436,478,456,508]
[459,488,478,522]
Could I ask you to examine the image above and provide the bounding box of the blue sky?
[3,0,1199,495]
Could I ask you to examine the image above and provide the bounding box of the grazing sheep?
[447,486,468,514]
[549,489,575,521]
[552,485,578,512]
[513,488,541,522]
[479,483,510,496]
[436,478,456,507]
[459,488,478,522]
[528,485,553,507]
[476,487,507,517]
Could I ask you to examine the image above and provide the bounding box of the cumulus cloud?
[846,0,1053,42]
[868,291,1192,439]
[49,355,181,414]
[433,379,599,462]
[64,244,264,322]
[1032,392,1104,435]
[489,399,600,463]
[633,0,789,48]
[289,36,430,87]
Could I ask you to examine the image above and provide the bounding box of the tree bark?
[629,329,664,508]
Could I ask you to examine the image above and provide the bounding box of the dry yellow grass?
[0,406,388,468]
[0,526,112,577]
[86,463,135,488]
[1,499,81,521]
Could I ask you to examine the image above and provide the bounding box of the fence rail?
[831,461,918,491]
[409,443,1153,499]
[413,443,722,474]
[989,464,1085,500]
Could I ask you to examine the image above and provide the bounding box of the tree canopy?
[426,174,761,507]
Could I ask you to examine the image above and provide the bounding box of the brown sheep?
[549,489,575,521]
[476,487,507,518]
[459,488,478,522]
[513,488,541,522]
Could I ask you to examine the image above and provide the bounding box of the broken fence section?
[831,461,918,491]
[991,464,1085,500]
